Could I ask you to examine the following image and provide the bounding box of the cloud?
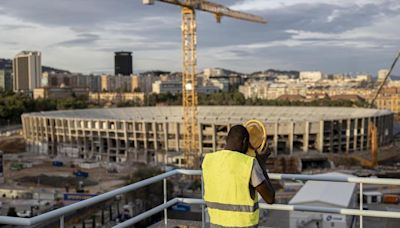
[0,24,35,31]
[0,0,398,76]
[55,33,100,47]
[0,0,178,28]
[2,41,18,46]
[230,0,386,11]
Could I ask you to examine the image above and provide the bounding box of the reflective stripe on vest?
[206,201,259,212]
[210,224,258,228]
[202,150,259,227]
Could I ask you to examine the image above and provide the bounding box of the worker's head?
[225,125,249,154]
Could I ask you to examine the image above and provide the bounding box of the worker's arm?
[256,180,275,204]
[255,147,275,204]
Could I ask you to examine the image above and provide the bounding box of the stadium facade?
[22,106,393,164]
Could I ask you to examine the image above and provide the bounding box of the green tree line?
[0,89,368,125]
[0,89,89,125]
[145,91,368,107]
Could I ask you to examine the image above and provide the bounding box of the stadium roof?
[26,106,392,123]
[289,172,356,208]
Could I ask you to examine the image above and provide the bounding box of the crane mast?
[181,6,199,168]
[143,0,266,168]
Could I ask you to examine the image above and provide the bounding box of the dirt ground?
[0,135,26,153]
[4,160,129,194]
[18,175,97,188]
[0,134,142,194]
[328,144,400,167]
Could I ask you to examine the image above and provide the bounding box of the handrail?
[178,169,400,185]
[180,198,400,219]
[0,169,400,227]
[0,170,179,226]
[113,197,400,228]
[271,173,400,185]
[114,198,179,228]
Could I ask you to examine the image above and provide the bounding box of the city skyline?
[0,0,399,75]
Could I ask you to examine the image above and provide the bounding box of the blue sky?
[0,0,399,75]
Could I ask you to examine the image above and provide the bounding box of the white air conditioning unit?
[143,0,155,5]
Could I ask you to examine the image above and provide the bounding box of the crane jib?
[146,0,266,24]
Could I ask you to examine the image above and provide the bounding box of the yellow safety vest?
[202,150,259,227]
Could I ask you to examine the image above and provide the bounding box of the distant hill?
[199,67,244,76]
[140,70,170,76]
[42,66,70,74]
[250,69,300,78]
[0,58,70,74]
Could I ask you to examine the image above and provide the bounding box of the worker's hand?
[260,145,272,157]
[255,146,271,167]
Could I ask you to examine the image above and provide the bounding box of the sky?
[0,0,399,75]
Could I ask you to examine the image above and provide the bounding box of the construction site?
[0,0,400,227]
[1,128,400,227]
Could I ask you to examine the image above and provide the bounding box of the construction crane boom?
[156,0,267,24]
[144,0,266,168]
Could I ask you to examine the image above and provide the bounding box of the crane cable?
[369,51,400,108]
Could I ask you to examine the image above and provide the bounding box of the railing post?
[92,216,96,228]
[101,208,105,225]
[60,215,64,228]
[201,174,205,228]
[109,205,113,221]
[359,183,363,228]
[164,178,168,228]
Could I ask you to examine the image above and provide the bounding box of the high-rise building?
[100,74,132,92]
[115,51,133,76]
[131,75,140,91]
[0,61,13,92]
[299,71,324,82]
[377,69,390,82]
[0,69,13,92]
[13,51,42,93]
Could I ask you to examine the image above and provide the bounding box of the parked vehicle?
[52,161,64,167]
[73,170,89,178]
[171,203,191,212]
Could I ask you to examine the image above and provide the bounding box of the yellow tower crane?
[143,0,266,168]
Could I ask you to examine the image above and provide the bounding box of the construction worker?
[202,125,275,227]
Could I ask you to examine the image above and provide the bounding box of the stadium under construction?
[22,106,393,165]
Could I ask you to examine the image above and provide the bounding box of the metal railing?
[1,169,400,228]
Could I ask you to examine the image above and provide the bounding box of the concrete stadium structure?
[22,106,394,164]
